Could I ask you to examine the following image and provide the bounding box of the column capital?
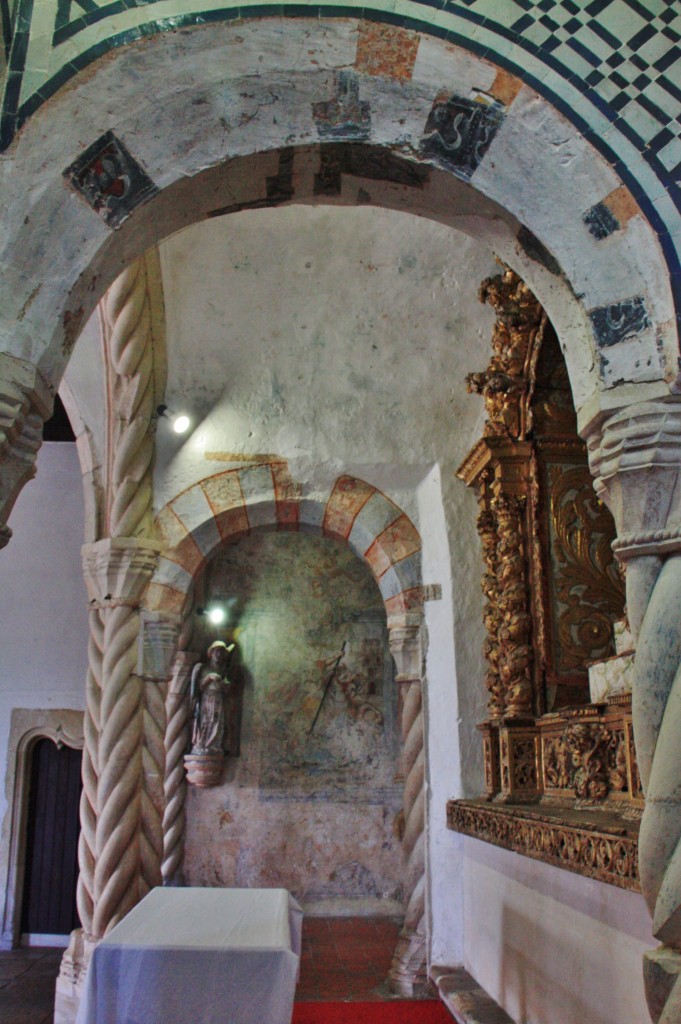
[387,613,424,683]
[81,537,160,606]
[587,398,681,561]
[0,352,52,526]
[138,612,182,681]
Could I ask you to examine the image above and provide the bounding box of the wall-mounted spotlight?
[197,604,227,626]
[173,414,190,435]
[207,606,226,626]
[157,404,191,435]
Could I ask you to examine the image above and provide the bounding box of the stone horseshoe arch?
[146,466,427,990]
[0,19,676,533]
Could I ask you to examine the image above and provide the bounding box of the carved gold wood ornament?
[451,267,634,891]
[548,464,624,672]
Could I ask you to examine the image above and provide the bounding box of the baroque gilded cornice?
[447,798,639,892]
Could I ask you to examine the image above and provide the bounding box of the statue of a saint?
[190,641,236,755]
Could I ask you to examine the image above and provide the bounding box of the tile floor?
[0,917,403,1022]
[297,916,401,1001]
[0,946,63,1024]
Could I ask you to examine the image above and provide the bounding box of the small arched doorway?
[20,737,82,945]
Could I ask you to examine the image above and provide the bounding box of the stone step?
[431,966,515,1024]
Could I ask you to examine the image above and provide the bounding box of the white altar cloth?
[76,887,303,1024]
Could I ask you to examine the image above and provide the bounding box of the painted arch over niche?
[0,19,677,490]
[148,466,423,621]
[149,465,429,991]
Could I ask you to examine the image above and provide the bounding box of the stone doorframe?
[0,709,84,950]
[141,467,429,993]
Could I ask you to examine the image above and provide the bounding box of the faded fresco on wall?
[184,531,404,905]
[207,531,398,801]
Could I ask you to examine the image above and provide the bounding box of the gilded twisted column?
[494,495,533,717]
[590,400,681,1024]
[387,616,427,995]
[477,508,504,717]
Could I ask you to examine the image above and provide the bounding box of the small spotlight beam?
[156,404,191,435]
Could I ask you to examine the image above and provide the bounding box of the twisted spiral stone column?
[84,252,167,932]
[589,400,681,1024]
[387,616,427,996]
[79,538,161,943]
[162,651,195,884]
[627,556,681,1023]
[93,602,144,934]
[141,672,166,896]
[58,259,167,1021]
[76,608,105,934]
[102,257,162,539]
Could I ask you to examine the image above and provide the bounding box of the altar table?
[75,887,303,1024]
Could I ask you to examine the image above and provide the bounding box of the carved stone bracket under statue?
[183,751,223,787]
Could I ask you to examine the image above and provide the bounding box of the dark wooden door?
[20,738,82,937]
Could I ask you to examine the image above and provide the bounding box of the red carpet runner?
[292,1001,452,1023]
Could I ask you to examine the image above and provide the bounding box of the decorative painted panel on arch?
[0,2,678,283]
[150,466,424,620]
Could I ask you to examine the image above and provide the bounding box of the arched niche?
[142,469,427,988]
[184,528,404,908]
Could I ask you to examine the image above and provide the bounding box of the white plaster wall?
[462,838,654,1024]
[157,204,496,962]
[156,204,497,514]
[0,443,88,934]
[419,464,485,967]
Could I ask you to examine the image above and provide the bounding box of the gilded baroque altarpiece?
[447,268,640,891]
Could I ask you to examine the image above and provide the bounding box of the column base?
[387,926,427,996]
[644,945,681,1024]
[54,928,97,1024]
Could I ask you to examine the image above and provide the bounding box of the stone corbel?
[0,353,52,533]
